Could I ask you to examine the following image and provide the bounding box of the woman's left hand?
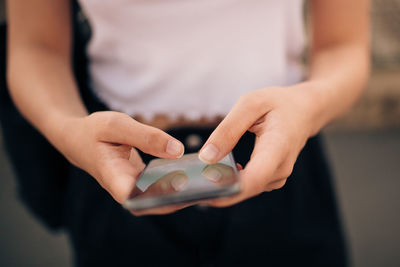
[199,84,320,207]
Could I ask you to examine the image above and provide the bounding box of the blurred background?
[0,0,399,266]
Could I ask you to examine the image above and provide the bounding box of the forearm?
[299,42,370,135]
[296,0,371,135]
[7,45,88,150]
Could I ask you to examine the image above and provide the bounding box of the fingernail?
[199,144,219,163]
[201,167,222,182]
[166,139,184,157]
[202,167,222,182]
[171,174,187,191]
[160,181,169,192]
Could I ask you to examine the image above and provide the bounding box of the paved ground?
[0,129,399,267]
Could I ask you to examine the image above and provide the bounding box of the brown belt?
[133,114,224,130]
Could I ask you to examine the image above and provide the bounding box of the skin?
[6,0,370,215]
[131,163,238,216]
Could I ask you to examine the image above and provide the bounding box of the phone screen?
[123,153,240,211]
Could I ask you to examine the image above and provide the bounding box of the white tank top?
[78,0,305,121]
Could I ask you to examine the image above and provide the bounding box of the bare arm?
[7,0,88,150]
[306,0,370,134]
[200,0,370,207]
[7,0,184,206]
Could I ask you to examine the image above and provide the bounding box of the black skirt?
[64,124,348,267]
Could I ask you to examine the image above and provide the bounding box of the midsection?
[79,0,305,122]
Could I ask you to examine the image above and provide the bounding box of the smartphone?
[123,152,241,211]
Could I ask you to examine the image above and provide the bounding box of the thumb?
[199,94,267,164]
[98,112,185,159]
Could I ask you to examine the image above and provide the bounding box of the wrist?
[41,111,88,155]
[287,81,330,136]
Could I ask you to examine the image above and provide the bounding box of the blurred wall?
[331,0,400,131]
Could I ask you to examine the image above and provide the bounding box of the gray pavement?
[0,129,399,267]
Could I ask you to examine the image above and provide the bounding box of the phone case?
[123,152,241,211]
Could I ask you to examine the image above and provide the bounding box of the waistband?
[82,86,224,130]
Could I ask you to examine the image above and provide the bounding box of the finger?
[96,144,143,204]
[129,171,190,215]
[142,170,189,197]
[265,179,287,192]
[198,92,270,164]
[99,113,184,159]
[236,163,243,170]
[99,158,141,204]
[204,169,248,207]
[201,163,238,186]
[206,132,286,207]
[241,133,285,188]
[129,147,146,172]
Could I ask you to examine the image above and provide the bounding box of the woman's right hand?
[58,111,185,204]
